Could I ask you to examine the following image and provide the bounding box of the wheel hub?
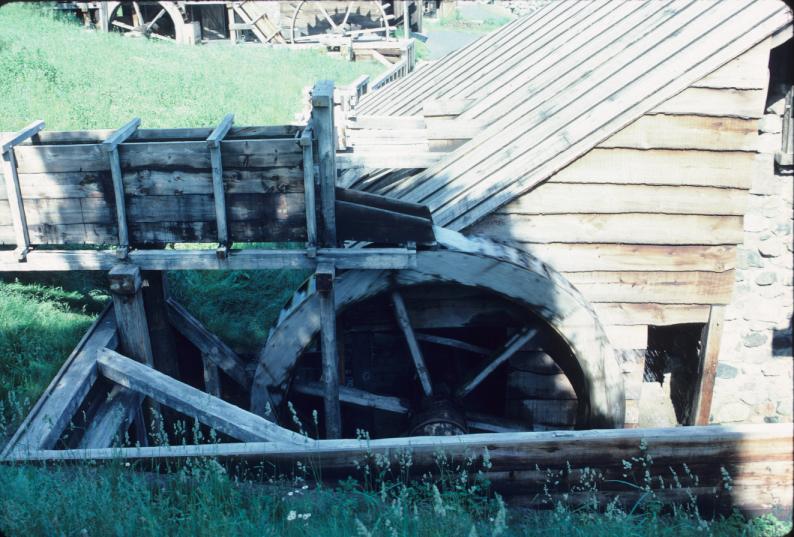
[408,399,468,436]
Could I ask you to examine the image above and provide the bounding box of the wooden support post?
[207,113,234,257]
[202,352,222,398]
[690,305,725,425]
[102,118,141,258]
[311,81,337,247]
[1,120,45,261]
[97,1,109,32]
[391,290,433,397]
[403,0,410,40]
[142,272,180,379]
[227,3,238,43]
[300,125,318,252]
[108,263,157,442]
[316,262,341,439]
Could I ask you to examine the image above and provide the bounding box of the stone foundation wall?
[711,82,793,425]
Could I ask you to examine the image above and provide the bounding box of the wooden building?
[334,0,794,428]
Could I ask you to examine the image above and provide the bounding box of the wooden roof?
[354,0,793,231]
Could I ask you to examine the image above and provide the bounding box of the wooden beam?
[300,126,317,249]
[414,333,490,355]
[456,328,538,398]
[311,81,337,247]
[0,247,418,272]
[10,424,792,516]
[317,262,341,438]
[690,305,725,426]
[391,290,433,397]
[291,381,410,414]
[1,120,45,260]
[1,306,117,455]
[77,385,142,449]
[102,118,140,254]
[165,298,251,390]
[207,113,234,253]
[0,120,45,154]
[96,348,306,444]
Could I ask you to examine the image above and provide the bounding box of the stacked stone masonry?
[712,79,793,425]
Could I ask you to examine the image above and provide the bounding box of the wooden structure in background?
[333,0,794,428]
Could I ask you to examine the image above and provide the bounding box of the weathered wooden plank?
[317,262,341,438]
[1,120,45,153]
[207,114,234,248]
[77,385,141,449]
[4,125,301,146]
[346,115,425,130]
[593,303,711,326]
[103,118,141,152]
[564,270,736,305]
[96,348,305,444]
[291,382,410,414]
[336,151,442,169]
[300,127,317,248]
[548,148,762,189]
[598,115,759,151]
[0,168,304,199]
[649,87,767,118]
[603,325,648,350]
[0,247,417,272]
[336,200,434,244]
[12,139,302,174]
[692,39,771,90]
[391,290,433,397]
[2,306,117,454]
[346,128,428,142]
[691,305,725,425]
[510,243,737,273]
[503,183,747,216]
[457,328,538,398]
[471,214,744,245]
[312,81,337,247]
[165,298,251,389]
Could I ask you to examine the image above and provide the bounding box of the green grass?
[0,456,790,536]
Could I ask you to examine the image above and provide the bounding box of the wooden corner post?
[102,118,141,259]
[1,120,45,261]
[311,80,337,247]
[689,305,726,425]
[316,262,341,438]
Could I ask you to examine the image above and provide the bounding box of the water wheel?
[106,1,185,42]
[252,228,625,438]
[288,1,392,44]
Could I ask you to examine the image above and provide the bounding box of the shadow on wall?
[772,315,793,357]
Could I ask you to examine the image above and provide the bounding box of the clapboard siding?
[507,243,736,273]
[593,303,711,326]
[548,148,761,189]
[649,87,767,118]
[564,270,736,305]
[597,115,759,152]
[471,213,744,245]
[691,38,772,90]
[502,183,747,216]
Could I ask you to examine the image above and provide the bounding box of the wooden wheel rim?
[252,227,625,430]
[106,1,184,42]
[290,1,391,44]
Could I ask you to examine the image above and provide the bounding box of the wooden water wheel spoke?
[108,1,182,42]
[455,327,539,399]
[315,2,339,31]
[413,332,491,355]
[111,20,136,31]
[391,290,434,397]
[145,8,168,31]
[290,0,391,44]
[292,381,410,414]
